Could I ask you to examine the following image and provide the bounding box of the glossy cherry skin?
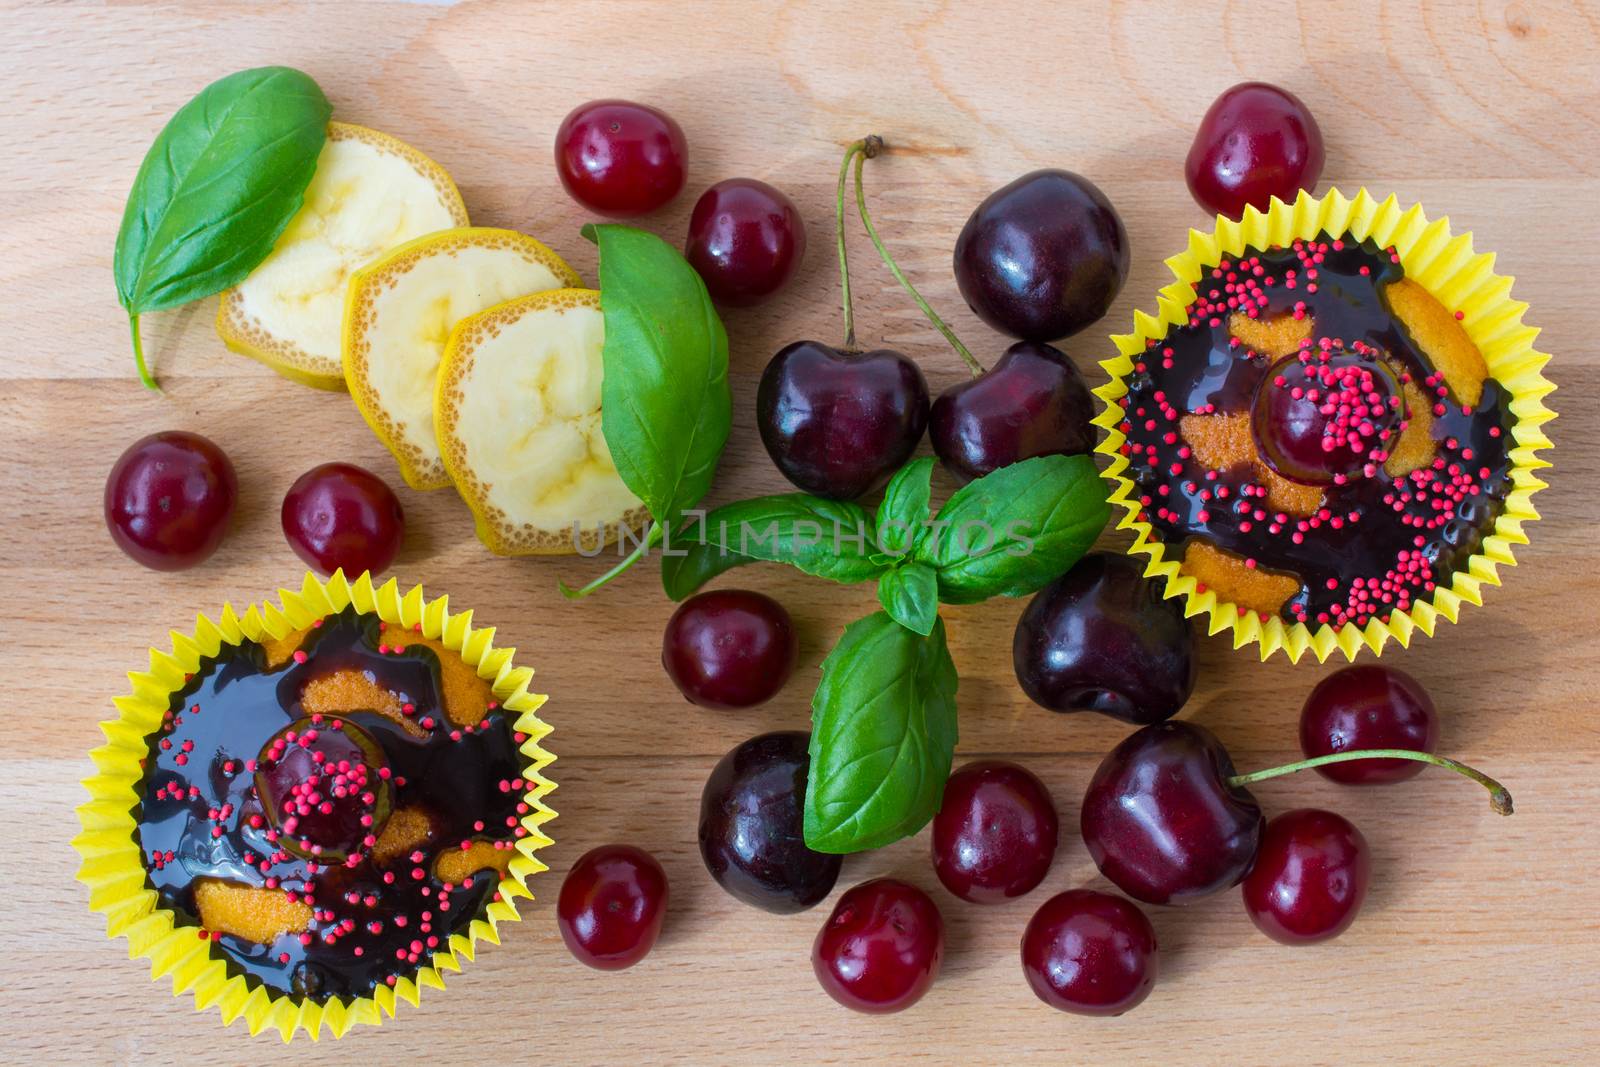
[281,463,404,578]
[1022,889,1158,1016]
[1242,809,1370,945]
[1300,666,1440,784]
[555,99,687,216]
[953,169,1129,342]
[1185,82,1325,219]
[931,761,1058,903]
[1081,720,1264,905]
[756,340,929,499]
[684,178,806,307]
[557,845,669,970]
[104,431,237,571]
[1014,553,1196,725]
[930,342,1094,484]
[255,717,391,861]
[662,589,798,708]
[813,879,943,1014]
[699,731,841,913]
[1252,350,1402,486]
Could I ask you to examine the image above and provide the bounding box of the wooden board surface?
[3,1,1597,1062]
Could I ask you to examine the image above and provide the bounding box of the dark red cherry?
[1021,889,1158,1016]
[953,169,1129,342]
[1014,553,1196,725]
[104,431,237,571]
[1242,809,1370,945]
[281,462,404,578]
[756,340,929,499]
[1300,666,1439,784]
[557,844,669,970]
[1185,82,1325,219]
[684,178,806,307]
[662,589,798,709]
[255,717,391,862]
[1252,348,1404,485]
[812,879,943,1014]
[931,761,1058,903]
[555,99,687,216]
[1080,720,1264,905]
[929,342,1094,483]
[699,731,841,913]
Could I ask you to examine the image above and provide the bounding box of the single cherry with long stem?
[849,144,1094,484]
[1081,720,1511,906]
[755,138,928,500]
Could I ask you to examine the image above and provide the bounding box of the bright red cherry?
[104,430,238,570]
[281,463,404,578]
[662,590,798,708]
[812,879,943,1013]
[1022,889,1158,1016]
[1300,666,1440,784]
[931,761,1058,903]
[1251,349,1403,486]
[1186,82,1325,219]
[1242,809,1371,945]
[685,178,806,307]
[557,845,669,970]
[555,100,687,217]
[1080,720,1264,905]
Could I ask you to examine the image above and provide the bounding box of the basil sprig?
[114,67,331,390]
[665,452,1109,853]
[562,224,732,598]
[805,612,958,853]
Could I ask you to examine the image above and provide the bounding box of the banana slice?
[216,122,468,390]
[437,289,647,555]
[343,228,581,490]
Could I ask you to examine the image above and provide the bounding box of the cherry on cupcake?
[812,879,943,1013]
[1242,808,1371,945]
[1300,665,1440,784]
[557,844,669,970]
[930,760,1058,903]
[1251,346,1405,486]
[1022,889,1158,1015]
[255,717,392,863]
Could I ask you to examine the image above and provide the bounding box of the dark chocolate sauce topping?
[1118,235,1514,626]
[135,608,530,1002]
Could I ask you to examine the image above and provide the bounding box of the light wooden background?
[3,1,1597,1063]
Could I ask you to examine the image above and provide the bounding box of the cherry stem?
[836,139,870,351]
[558,521,662,599]
[851,137,984,378]
[1229,749,1514,816]
[129,314,159,392]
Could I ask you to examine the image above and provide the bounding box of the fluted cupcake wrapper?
[1093,188,1555,662]
[72,571,557,1040]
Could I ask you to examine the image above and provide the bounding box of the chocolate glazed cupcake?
[74,572,555,1039]
[1094,190,1554,662]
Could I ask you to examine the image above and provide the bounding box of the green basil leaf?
[804,612,958,853]
[874,457,934,557]
[114,67,330,387]
[877,562,939,636]
[915,453,1109,604]
[661,495,885,600]
[585,224,731,530]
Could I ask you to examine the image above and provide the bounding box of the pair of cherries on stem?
[757,137,1123,498]
[1084,666,1512,942]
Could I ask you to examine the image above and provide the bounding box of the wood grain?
[2,1,1597,1063]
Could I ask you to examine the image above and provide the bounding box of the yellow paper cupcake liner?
[71,571,556,1040]
[1093,188,1555,662]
